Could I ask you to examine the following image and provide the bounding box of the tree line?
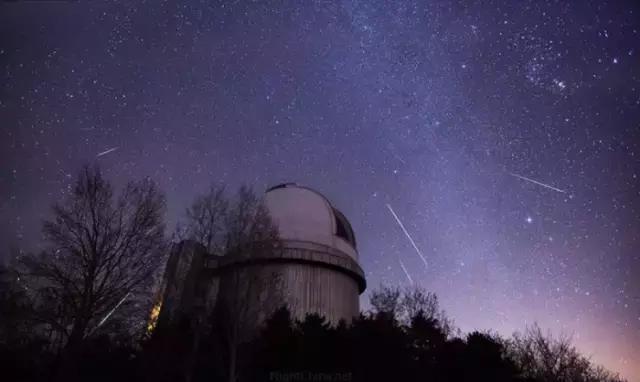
[0,166,626,382]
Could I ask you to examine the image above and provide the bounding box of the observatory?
[153,183,366,333]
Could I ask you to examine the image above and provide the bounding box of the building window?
[333,208,356,248]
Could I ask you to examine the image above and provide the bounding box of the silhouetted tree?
[370,284,454,335]
[141,319,200,382]
[401,285,455,336]
[73,334,139,382]
[242,286,627,382]
[462,331,520,382]
[191,282,635,382]
[184,185,228,253]
[0,261,53,382]
[295,313,336,371]
[349,312,410,382]
[370,284,402,318]
[183,185,279,256]
[20,165,166,378]
[214,267,283,382]
[0,261,33,345]
[407,310,448,378]
[182,185,281,382]
[245,306,299,382]
[507,324,625,382]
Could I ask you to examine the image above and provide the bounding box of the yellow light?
[147,299,162,333]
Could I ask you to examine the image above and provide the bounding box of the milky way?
[1,1,639,379]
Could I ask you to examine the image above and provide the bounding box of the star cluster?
[1,1,639,380]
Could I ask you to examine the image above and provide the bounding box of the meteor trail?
[509,172,566,193]
[97,146,119,157]
[398,258,414,284]
[386,203,429,270]
[94,292,131,332]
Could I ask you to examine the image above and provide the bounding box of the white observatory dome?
[264,183,358,261]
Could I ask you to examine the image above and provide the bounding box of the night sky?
[1,1,639,380]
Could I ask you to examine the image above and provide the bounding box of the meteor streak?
[509,172,566,193]
[94,292,131,332]
[386,204,428,270]
[398,258,414,284]
[97,146,119,157]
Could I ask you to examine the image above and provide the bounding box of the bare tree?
[0,260,34,346]
[400,286,455,336]
[216,186,282,382]
[401,286,439,320]
[21,165,166,353]
[223,186,280,255]
[370,284,402,318]
[183,185,282,382]
[216,268,283,382]
[370,284,454,335]
[184,185,228,254]
[508,324,626,382]
[184,185,280,255]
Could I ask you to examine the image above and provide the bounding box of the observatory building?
[152,183,366,333]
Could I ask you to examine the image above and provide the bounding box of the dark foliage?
[0,275,626,382]
[244,307,516,382]
[243,304,622,382]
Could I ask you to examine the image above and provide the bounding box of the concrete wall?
[276,261,360,324]
[156,241,208,329]
[211,241,364,326]
[216,262,359,326]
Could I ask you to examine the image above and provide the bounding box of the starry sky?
[1,1,639,380]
